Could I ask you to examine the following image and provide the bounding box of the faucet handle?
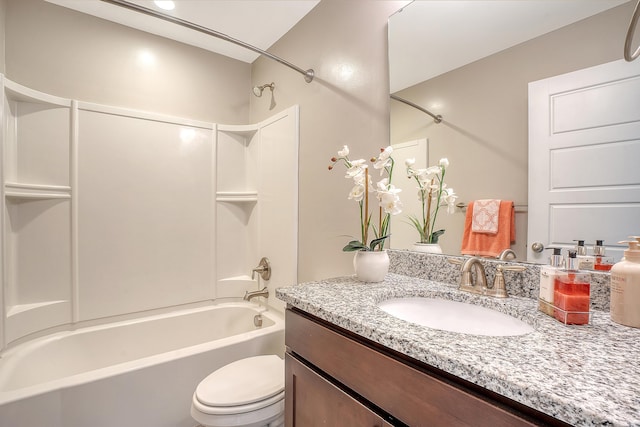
[488,264,526,298]
[251,257,271,281]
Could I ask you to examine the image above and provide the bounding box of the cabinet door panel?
[286,353,392,427]
[286,309,539,427]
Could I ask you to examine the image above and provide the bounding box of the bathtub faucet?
[244,287,269,302]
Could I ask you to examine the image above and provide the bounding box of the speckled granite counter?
[276,252,640,427]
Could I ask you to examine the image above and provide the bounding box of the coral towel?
[461,200,515,257]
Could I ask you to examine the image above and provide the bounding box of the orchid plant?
[405,157,457,244]
[329,145,402,251]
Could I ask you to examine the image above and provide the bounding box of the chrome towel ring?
[625,0,640,62]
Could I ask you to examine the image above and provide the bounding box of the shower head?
[252,82,275,97]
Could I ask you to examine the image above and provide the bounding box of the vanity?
[276,251,640,426]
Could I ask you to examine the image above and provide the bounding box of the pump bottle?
[593,240,613,271]
[538,247,563,317]
[610,238,640,328]
[554,250,591,325]
[574,240,595,270]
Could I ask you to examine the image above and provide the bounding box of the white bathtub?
[0,302,285,427]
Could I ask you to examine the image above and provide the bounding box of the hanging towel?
[461,200,515,257]
[471,199,501,234]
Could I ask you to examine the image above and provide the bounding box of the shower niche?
[215,109,299,306]
[1,77,73,343]
[215,125,260,298]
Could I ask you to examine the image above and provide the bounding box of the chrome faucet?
[497,249,517,260]
[460,257,488,292]
[449,257,526,298]
[244,287,269,302]
[448,257,488,294]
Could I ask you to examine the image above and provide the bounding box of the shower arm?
[99,0,315,82]
[390,94,442,124]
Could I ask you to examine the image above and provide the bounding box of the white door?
[528,59,640,262]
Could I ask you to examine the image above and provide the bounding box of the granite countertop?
[276,272,640,426]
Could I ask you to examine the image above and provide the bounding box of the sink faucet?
[460,257,488,292]
[497,249,516,260]
[244,287,269,302]
[448,256,488,294]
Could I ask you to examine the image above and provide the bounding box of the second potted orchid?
[329,145,402,281]
[405,157,457,253]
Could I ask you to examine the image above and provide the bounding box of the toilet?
[191,355,285,427]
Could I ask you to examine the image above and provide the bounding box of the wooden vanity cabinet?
[285,308,569,427]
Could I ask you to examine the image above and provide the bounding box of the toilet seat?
[192,354,284,419]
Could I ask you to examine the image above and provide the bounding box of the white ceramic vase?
[412,243,443,254]
[353,250,390,282]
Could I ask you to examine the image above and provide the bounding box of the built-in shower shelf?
[216,191,258,202]
[4,182,71,200]
[217,124,258,138]
[5,300,71,343]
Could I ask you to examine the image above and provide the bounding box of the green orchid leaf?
[369,235,389,251]
[343,240,369,252]
[429,229,445,243]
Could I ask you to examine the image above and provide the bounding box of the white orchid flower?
[345,159,366,179]
[378,190,403,215]
[439,158,449,168]
[379,146,393,160]
[443,188,458,213]
[405,157,415,167]
[348,184,365,202]
[338,145,349,157]
[373,147,394,174]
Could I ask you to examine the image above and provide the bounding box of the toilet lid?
[195,355,284,407]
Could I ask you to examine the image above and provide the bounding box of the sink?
[378,297,534,336]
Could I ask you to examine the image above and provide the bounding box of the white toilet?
[191,355,285,427]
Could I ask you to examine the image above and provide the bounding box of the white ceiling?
[389,0,629,92]
[45,0,320,63]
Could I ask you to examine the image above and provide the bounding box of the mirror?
[388,0,630,262]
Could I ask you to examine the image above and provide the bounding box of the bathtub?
[0,302,285,427]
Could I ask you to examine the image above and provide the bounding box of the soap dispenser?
[554,250,591,325]
[610,238,640,328]
[538,247,563,317]
[574,240,595,270]
[593,240,614,271]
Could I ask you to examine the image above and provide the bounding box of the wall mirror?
[388,0,631,263]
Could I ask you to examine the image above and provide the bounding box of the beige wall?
[251,0,408,282]
[4,0,249,123]
[390,1,634,257]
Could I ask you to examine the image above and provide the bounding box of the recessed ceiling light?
[154,1,175,11]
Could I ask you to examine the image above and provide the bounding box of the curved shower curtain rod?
[99,0,315,82]
[390,94,442,124]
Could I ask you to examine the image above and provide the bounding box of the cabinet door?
[285,353,392,427]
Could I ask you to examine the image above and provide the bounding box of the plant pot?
[412,243,443,254]
[353,250,390,282]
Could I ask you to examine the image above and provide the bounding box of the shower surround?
[0,76,298,423]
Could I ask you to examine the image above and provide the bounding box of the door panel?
[528,59,640,262]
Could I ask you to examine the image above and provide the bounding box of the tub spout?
[244,287,269,302]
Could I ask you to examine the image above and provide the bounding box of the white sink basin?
[378,297,534,336]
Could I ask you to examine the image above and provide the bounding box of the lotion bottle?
[610,238,640,328]
[554,250,591,325]
[538,247,563,317]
